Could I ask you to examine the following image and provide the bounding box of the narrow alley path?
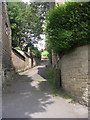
[3,59,88,118]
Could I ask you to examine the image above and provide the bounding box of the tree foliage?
[46,2,90,55]
[7,2,49,47]
[7,2,26,47]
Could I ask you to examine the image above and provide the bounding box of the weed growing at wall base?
[46,65,57,96]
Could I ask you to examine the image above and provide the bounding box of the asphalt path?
[2,59,88,118]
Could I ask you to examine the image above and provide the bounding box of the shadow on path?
[2,59,54,118]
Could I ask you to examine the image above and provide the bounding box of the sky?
[22,0,30,3]
[22,0,55,2]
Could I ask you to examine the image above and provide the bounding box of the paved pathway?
[2,59,88,118]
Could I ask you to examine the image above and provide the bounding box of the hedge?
[46,2,90,54]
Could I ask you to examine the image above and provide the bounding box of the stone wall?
[2,2,12,70]
[0,2,2,119]
[0,2,2,79]
[60,45,88,106]
[11,49,39,72]
[88,45,90,115]
[11,49,31,72]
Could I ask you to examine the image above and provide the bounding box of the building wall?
[88,45,90,114]
[60,45,88,106]
[2,2,12,70]
[0,2,2,119]
[0,3,2,70]
[0,2,2,73]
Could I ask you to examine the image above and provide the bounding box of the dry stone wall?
[60,45,88,106]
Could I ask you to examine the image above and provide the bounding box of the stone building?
[0,1,11,118]
[0,1,12,85]
[0,2,2,119]
[2,2,12,71]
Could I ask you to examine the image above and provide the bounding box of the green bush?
[32,48,41,58]
[25,42,41,58]
[15,46,22,51]
[46,2,90,54]
[41,51,49,57]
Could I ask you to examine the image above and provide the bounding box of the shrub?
[15,46,22,51]
[32,48,41,58]
[41,50,49,57]
[46,2,90,54]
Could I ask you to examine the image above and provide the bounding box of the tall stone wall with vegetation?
[60,45,88,106]
[46,2,89,106]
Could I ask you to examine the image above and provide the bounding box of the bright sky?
[22,0,55,2]
[22,0,30,3]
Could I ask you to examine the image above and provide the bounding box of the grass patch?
[3,85,9,93]
[41,51,49,57]
[46,65,57,96]
[47,66,75,102]
[61,90,72,100]
[15,46,22,51]
[60,89,75,103]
